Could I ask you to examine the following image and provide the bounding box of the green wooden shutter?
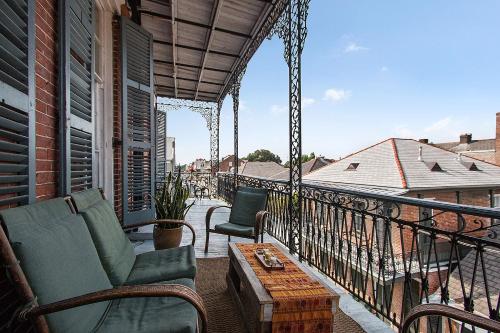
[156,108,167,184]
[59,0,94,194]
[0,0,35,206]
[121,17,155,225]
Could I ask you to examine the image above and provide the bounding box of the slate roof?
[239,161,286,179]
[441,230,500,318]
[304,138,500,191]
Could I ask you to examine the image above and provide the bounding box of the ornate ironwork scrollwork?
[157,98,220,197]
[229,67,246,187]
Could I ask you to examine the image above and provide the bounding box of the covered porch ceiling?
[136,0,285,103]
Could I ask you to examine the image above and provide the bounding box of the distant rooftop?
[431,133,497,165]
[304,138,500,192]
[274,157,333,180]
[240,161,286,179]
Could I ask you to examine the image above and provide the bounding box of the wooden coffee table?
[226,242,340,333]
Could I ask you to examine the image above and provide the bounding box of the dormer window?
[461,161,480,171]
[345,163,359,171]
[424,162,443,172]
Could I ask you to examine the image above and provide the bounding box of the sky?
[163,1,500,165]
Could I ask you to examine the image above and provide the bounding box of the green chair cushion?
[126,245,197,284]
[214,222,255,237]
[0,198,112,333]
[79,199,136,286]
[71,188,104,211]
[96,278,197,333]
[229,189,267,227]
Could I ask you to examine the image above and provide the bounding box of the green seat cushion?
[96,278,197,333]
[79,200,136,286]
[71,188,104,211]
[0,198,112,333]
[229,189,268,227]
[214,222,255,237]
[126,245,197,284]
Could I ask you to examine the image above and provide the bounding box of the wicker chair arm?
[23,284,208,333]
[205,205,231,229]
[124,220,196,246]
[254,210,269,236]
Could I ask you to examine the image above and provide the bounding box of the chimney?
[459,133,472,144]
[496,113,500,165]
[418,146,423,161]
[419,138,429,144]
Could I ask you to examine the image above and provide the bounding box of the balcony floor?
[129,199,393,333]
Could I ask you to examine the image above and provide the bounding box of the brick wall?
[35,0,59,201]
[112,17,123,221]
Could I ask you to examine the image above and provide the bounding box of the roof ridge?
[391,139,408,189]
[337,138,393,161]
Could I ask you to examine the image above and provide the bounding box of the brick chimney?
[496,113,500,165]
[418,138,429,144]
[459,133,472,144]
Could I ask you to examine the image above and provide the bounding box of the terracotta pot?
[153,221,184,250]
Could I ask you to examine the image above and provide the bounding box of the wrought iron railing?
[217,172,500,331]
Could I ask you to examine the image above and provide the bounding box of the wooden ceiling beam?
[156,84,218,95]
[195,0,224,100]
[154,59,231,73]
[139,9,252,39]
[154,39,240,58]
[155,73,224,86]
[170,0,178,97]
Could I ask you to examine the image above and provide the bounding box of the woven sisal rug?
[195,257,365,333]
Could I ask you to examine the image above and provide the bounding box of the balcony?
[1,0,500,332]
[122,171,500,332]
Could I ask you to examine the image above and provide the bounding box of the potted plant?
[153,172,195,250]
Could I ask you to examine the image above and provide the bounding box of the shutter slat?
[62,0,94,194]
[0,0,33,208]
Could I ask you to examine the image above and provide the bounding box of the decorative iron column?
[271,0,310,255]
[209,102,221,196]
[229,68,245,190]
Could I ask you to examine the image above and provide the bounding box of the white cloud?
[323,88,351,103]
[344,42,369,53]
[270,104,287,115]
[394,125,414,138]
[425,117,452,132]
[380,66,389,72]
[302,97,315,108]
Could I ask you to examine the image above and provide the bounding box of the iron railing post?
[230,68,245,192]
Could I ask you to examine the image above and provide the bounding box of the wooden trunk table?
[226,242,340,333]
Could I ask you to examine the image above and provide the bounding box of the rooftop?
[304,138,500,192]
[239,161,286,179]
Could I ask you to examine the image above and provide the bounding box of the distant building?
[166,137,176,173]
[427,112,500,165]
[273,156,333,180]
[239,161,286,179]
[219,155,246,173]
[188,158,211,172]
